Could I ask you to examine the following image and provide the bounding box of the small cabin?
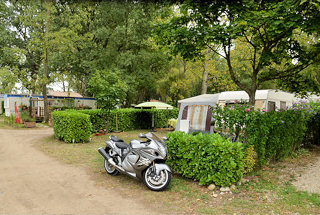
[2,92,96,120]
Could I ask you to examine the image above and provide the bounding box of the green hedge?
[245,110,308,166]
[52,111,92,143]
[213,101,320,166]
[78,109,105,132]
[166,131,244,186]
[77,108,179,132]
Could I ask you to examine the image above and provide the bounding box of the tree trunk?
[225,46,257,106]
[201,65,208,94]
[180,60,187,97]
[248,90,256,106]
[62,80,66,92]
[249,69,258,106]
[201,48,210,94]
[43,1,51,123]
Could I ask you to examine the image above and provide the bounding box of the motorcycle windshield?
[146,132,167,153]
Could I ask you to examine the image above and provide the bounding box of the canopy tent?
[176,90,298,133]
[135,101,173,109]
[176,93,220,133]
[135,101,173,130]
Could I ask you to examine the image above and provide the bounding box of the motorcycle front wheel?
[143,166,171,191]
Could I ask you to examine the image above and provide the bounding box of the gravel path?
[0,128,155,215]
[293,156,320,194]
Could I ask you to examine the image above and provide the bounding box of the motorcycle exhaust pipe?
[98,147,125,172]
[98,147,112,160]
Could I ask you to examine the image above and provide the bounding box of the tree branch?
[225,38,250,92]
[206,44,226,59]
[242,31,256,48]
[313,73,320,87]
[258,63,311,83]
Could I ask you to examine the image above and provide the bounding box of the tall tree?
[155,0,320,104]
[88,69,128,133]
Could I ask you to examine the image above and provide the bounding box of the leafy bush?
[212,101,319,166]
[297,100,320,146]
[78,109,106,132]
[167,118,177,129]
[52,111,92,143]
[243,145,257,174]
[166,131,244,186]
[19,110,35,122]
[151,108,179,128]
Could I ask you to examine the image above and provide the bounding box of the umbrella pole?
[151,109,156,132]
[114,112,120,133]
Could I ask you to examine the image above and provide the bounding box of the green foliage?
[52,111,92,143]
[77,109,105,132]
[1,101,4,114]
[155,1,320,104]
[76,108,179,132]
[88,69,128,112]
[295,100,320,146]
[213,101,320,166]
[19,110,34,122]
[0,67,17,93]
[156,55,239,107]
[167,118,177,129]
[166,131,244,187]
[243,145,257,174]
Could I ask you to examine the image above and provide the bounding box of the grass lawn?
[35,128,320,214]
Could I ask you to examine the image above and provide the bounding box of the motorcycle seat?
[116,142,129,149]
[110,135,124,142]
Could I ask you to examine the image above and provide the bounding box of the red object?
[15,102,20,123]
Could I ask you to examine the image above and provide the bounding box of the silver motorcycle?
[98,132,172,191]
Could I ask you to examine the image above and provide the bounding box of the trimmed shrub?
[110,108,146,131]
[72,108,179,132]
[52,111,92,143]
[212,101,319,166]
[152,108,179,128]
[78,109,105,132]
[166,131,244,186]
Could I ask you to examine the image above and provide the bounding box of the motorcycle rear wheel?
[104,159,119,176]
[143,166,171,191]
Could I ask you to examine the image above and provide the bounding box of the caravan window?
[181,106,188,120]
[225,101,246,107]
[187,105,209,131]
[268,101,276,112]
[280,101,286,110]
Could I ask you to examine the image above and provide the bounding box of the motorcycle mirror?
[138,133,146,138]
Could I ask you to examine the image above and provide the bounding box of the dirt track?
[293,155,320,194]
[0,128,155,215]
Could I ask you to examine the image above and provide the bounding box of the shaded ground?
[293,150,320,194]
[0,128,155,215]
